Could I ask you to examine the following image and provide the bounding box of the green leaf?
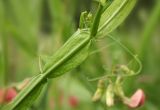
[14,83,45,110]
[43,29,91,78]
[90,4,103,37]
[1,74,46,110]
[1,29,91,110]
[98,0,137,34]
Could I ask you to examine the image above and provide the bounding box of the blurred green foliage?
[0,0,160,110]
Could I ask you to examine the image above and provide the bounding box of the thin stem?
[107,34,142,76]
[0,0,7,87]
[140,1,160,62]
[89,42,115,56]
[87,34,142,81]
[90,4,103,38]
[1,34,8,86]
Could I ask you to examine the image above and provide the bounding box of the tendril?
[107,34,142,76]
[87,34,142,81]
[89,42,116,56]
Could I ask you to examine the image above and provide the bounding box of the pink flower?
[69,96,79,107]
[127,89,145,108]
[5,88,17,102]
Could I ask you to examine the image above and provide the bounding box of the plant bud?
[120,65,130,73]
[97,80,105,89]
[92,88,103,102]
[92,80,105,102]
[106,84,114,107]
[120,65,134,75]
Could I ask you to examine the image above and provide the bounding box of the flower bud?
[106,84,114,107]
[97,80,105,89]
[92,80,105,102]
[120,65,134,75]
[92,88,103,102]
[120,65,130,73]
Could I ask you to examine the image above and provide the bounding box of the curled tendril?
[107,34,142,76]
[87,34,142,81]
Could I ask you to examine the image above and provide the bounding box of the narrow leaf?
[43,29,91,78]
[13,83,45,110]
[1,29,91,110]
[1,74,46,110]
[98,0,137,34]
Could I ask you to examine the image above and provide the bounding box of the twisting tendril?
[87,34,142,81]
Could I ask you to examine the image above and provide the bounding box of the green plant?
[0,0,139,109]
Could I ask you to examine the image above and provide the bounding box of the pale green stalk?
[140,1,160,62]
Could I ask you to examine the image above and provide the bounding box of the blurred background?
[0,0,160,110]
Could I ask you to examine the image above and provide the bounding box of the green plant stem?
[37,84,49,110]
[90,4,103,38]
[0,0,6,87]
[1,33,8,86]
[140,1,160,62]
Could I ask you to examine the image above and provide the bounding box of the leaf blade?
[1,29,91,110]
[43,29,91,78]
[1,74,46,110]
[98,0,137,34]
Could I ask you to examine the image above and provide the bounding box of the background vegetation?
[0,0,160,110]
